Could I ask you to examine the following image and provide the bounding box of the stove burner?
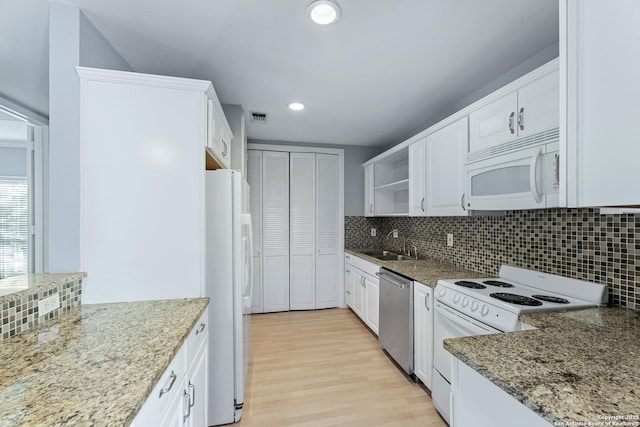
[532,295,570,304]
[490,292,543,306]
[483,280,515,288]
[454,280,486,289]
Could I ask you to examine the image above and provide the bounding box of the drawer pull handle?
[159,371,177,398]
[195,322,206,335]
[183,391,192,421]
[188,381,196,408]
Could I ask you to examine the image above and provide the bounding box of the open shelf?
[374,179,409,192]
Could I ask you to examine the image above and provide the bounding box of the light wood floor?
[237,308,447,427]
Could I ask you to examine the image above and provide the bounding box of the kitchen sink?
[375,254,416,261]
[359,249,397,257]
[358,250,416,261]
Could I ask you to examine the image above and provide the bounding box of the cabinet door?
[425,118,468,216]
[469,91,518,153]
[185,344,208,427]
[344,266,353,308]
[289,153,316,310]
[247,150,263,313]
[315,154,339,309]
[352,269,365,318]
[408,138,427,216]
[262,151,290,312]
[158,388,186,427]
[517,69,559,139]
[364,164,374,217]
[566,0,640,207]
[364,275,379,335]
[413,282,433,389]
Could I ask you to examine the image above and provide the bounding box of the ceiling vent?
[250,111,268,123]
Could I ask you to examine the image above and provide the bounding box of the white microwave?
[464,139,559,211]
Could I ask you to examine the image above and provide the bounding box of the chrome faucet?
[386,229,407,255]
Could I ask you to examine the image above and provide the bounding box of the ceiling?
[2,0,559,147]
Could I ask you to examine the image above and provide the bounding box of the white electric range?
[431,265,608,424]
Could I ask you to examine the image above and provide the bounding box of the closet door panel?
[247,150,263,313]
[262,151,290,313]
[315,154,339,309]
[289,153,316,310]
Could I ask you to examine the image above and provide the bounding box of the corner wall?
[48,4,132,273]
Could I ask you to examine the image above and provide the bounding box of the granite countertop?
[0,273,87,300]
[0,298,209,426]
[445,307,640,425]
[345,248,485,287]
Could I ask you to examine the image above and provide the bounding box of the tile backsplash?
[346,209,639,310]
[0,273,85,341]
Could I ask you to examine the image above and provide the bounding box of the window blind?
[0,179,28,279]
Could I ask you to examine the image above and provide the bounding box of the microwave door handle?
[529,147,543,203]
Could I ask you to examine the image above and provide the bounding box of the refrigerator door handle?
[241,213,254,299]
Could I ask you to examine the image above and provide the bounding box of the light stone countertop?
[345,248,485,286]
[444,307,640,425]
[0,273,87,300]
[0,298,209,426]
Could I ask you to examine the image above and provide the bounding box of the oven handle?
[434,301,500,334]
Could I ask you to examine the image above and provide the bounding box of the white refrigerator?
[205,169,253,426]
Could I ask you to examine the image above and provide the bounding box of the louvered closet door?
[315,154,339,309]
[289,153,316,310]
[247,150,263,313]
[262,151,290,313]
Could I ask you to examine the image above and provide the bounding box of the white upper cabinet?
[364,147,409,216]
[425,118,468,216]
[364,164,374,217]
[205,92,233,170]
[469,68,559,154]
[408,137,426,216]
[562,0,640,207]
[469,92,518,152]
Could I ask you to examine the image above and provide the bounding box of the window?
[0,179,28,278]
[0,101,47,279]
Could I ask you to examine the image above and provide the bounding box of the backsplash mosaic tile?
[0,273,86,341]
[346,209,639,310]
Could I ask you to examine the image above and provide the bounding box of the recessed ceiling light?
[288,102,305,111]
[307,0,341,25]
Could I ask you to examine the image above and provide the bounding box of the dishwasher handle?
[375,271,411,289]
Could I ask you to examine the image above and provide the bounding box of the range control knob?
[480,305,489,316]
[471,301,478,311]
[453,293,460,304]
[437,287,446,298]
[462,297,469,307]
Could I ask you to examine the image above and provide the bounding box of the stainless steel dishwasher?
[376,268,413,376]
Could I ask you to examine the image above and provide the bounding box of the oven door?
[432,301,501,424]
[465,142,559,211]
[433,301,501,383]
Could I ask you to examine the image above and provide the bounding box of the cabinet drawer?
[186,308,208,368]
[135,344,186,426]
[346,253,380,277]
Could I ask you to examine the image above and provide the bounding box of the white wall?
[249,139,381,216]
[0,0,49,118]
[48,4,132,273]
[381,42,560,151]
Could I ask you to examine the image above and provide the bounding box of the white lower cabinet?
[133,308,209,427]
[451,357,551,427]
[344,254,380,335]
[413,282,433,389]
